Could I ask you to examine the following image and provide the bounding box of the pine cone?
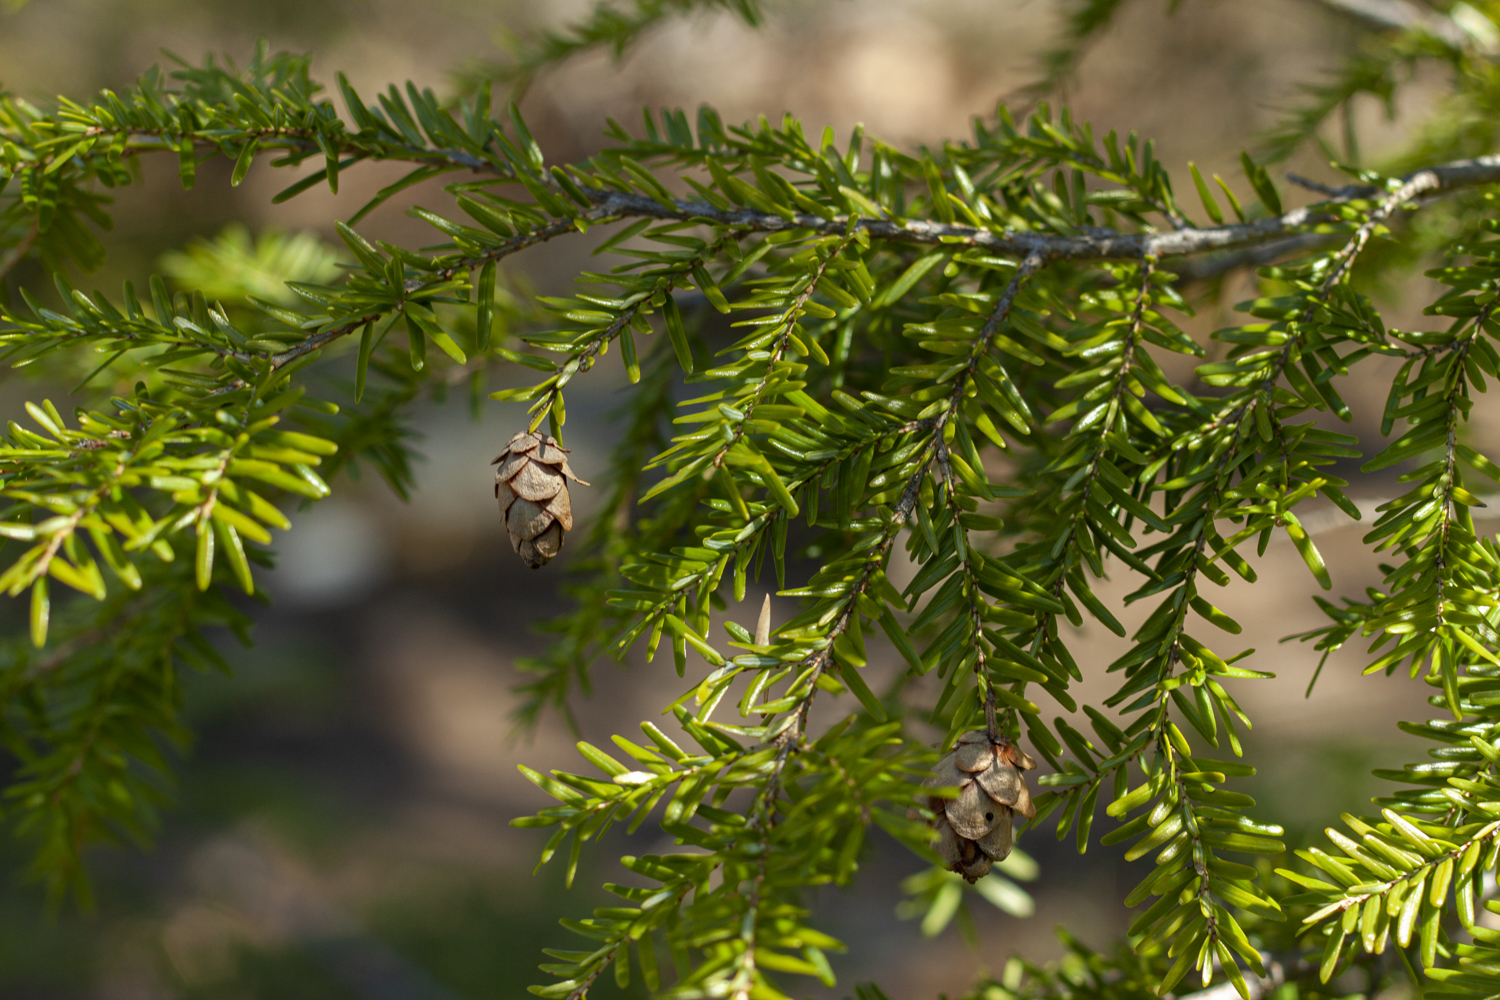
[922,731,1037,883]
[493,431,587,568]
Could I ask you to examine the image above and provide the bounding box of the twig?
[192,209,608,401]
[1168,233,1340,282]
[1286,173,1355,197]
[579,153,1500,263]
[52,125,506,179]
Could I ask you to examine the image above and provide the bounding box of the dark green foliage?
[1277,196,1500,1000]
[7,4,1500,1000]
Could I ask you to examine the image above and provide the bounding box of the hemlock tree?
[8,0,1500,998]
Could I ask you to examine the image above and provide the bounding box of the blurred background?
[0,0,1485,997]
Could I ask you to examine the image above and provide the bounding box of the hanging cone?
[493,431,588,568]
[921,730,1036,882]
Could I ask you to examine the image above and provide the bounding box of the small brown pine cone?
[493,431,588,568]
[922,730,1037,883]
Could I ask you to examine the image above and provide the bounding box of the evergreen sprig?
[7,4,1500,998]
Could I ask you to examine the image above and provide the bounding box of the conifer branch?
[14,19,1500,998]
[239,211,597,378]
[564,156,1500,263]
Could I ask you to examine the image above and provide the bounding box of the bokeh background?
[0,0,1487,997]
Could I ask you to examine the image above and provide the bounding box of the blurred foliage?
[897,850,1039,942]
[474,0,767,96]
[160,225,343,307]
